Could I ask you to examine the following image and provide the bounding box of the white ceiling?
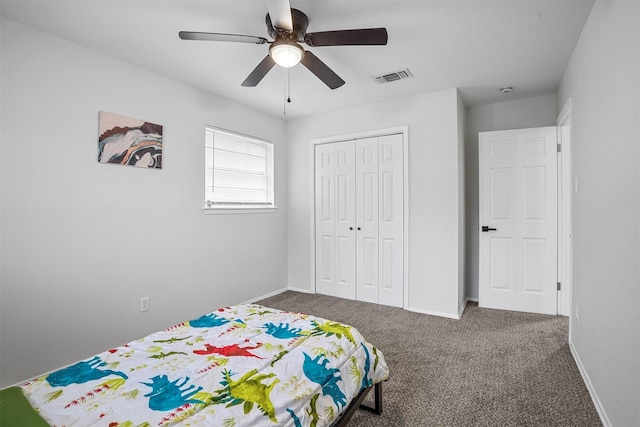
[0,0,594,120]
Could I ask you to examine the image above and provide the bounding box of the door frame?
[557,99,573,318]
[309,126,410,308]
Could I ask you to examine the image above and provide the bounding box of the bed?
[1,304,388,426]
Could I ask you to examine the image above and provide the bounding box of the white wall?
[464,94,558,300]
[556,1,640,425]
[456,91,466,315]
[286,88,465,318]
[0,18,287,388]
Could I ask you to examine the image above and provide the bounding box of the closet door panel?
[315,143,336,296]
[355,137,379,304]
[334,141,356,299]
[378,134,404,307]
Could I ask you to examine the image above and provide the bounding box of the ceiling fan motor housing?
[266,8,309,41]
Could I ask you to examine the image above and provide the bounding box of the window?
[204,126,275,211]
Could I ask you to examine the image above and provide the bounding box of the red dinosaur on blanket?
[193,339,264,358]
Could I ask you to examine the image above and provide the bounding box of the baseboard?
[242,286,316,305]
[286,286,315,294]
[241,287,289,305]
[250,289,474,320]
[457,297,480,318]
[458,299,467,318]
[405,305,460,320]
[568,341,611,427]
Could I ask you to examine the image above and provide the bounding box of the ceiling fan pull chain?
[283,66,292,116]
[287,66,292,103]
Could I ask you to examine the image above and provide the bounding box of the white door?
[355,137,379,303]
[315,133,404,307]
[375,134,404,308]
[354,135,404,307]
[479,127,558,315]
[315,141,356,299]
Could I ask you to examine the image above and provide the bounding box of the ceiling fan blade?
[305,28,388,47]
[179,31,268,45]
[265,0,293,31]
[300,52,345,90]
[241,55,277,87]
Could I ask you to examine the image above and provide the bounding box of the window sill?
[202,206,278,215]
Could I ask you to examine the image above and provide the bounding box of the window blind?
[205,126,274,208]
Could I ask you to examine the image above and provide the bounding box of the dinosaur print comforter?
[19,304,389,426]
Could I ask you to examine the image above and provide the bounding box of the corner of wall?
[456,89,467,308]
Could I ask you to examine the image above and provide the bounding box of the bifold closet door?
[315,141,356,299]
[315,134,403,307]
[355,135,404,307]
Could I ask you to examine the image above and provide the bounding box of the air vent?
[372,68,414,84]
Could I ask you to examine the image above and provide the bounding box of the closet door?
[315,134,403,307]
[315,143,335,297]
[377,134,404,307]
[355,137,379,303]
[315,141,356,299]
[355,134,404,307]
[334,141,356,299]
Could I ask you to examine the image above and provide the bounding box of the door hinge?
[557,143,562,153]
[557,282,561,291]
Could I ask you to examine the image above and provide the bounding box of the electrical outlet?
[140,297,150,312]
[574,305,579,322]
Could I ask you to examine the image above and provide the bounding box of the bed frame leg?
[330,382,383,426]
[359,382,383,415]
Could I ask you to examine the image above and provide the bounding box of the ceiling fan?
[178,0,388,90]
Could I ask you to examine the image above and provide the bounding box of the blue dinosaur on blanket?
[302,353,347,409]
[142,375,203,411]
[360,343,373,389]
[46,356,128,387]
[189,313,230,328]
[287,408,303,427]
[262,322,304,339]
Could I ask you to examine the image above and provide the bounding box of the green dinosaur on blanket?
[148,351,187,360]
[285,392,321,427]
[310,320,356,346]
[308,393,321,427]
[153,336,191,344]
[212,369,280,423]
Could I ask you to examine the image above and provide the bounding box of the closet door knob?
[349,227,353,230]
[357,227,361,231]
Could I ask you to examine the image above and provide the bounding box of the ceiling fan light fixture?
[269,39,304,68]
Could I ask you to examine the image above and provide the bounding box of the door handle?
[482,226,497,232]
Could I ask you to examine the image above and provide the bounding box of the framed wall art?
[98,111,163,169]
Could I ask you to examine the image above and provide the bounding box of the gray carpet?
[256,291,602,427]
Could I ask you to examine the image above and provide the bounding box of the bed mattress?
[16,304,388,426]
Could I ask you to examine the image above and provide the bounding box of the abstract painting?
[98,111,163,169]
